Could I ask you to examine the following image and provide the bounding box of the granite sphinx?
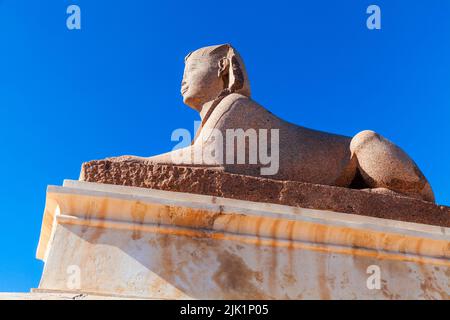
[96,44,434,203]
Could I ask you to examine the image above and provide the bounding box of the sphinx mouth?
[181,87,189,95]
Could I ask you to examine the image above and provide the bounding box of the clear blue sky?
[0,0,449,292]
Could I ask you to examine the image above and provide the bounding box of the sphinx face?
[181,55,224,112]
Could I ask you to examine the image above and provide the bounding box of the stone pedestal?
[34,179,449,299]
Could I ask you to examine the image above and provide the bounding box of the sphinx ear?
[226,48,244,93]
[217,57,229,77]
[214,45,245,95]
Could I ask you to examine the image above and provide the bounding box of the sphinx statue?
[106,44,434,202]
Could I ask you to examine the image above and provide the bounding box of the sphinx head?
[181,44,251,112]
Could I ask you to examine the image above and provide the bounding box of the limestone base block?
[35,180,450,299]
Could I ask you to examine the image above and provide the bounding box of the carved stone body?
[102,44,434,202]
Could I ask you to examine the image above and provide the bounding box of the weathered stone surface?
[80,160,450,228]
[35,180,450,299]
